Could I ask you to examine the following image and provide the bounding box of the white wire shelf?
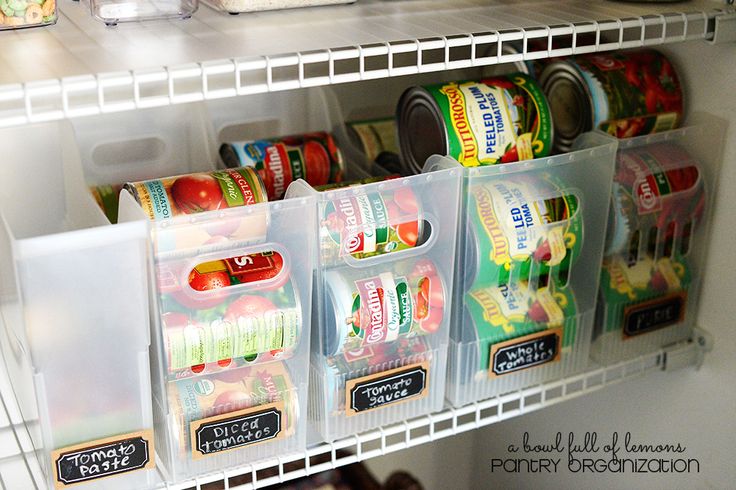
[0,0,733,128]
[0,333,708,490]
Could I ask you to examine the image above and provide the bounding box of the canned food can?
[158,253,301,378]
[396,73,553,174]
[169,362,297,452]
[345,118,403,175]
[90,183,123,224]
[323,259,446,356]
[464,176,582,289]
[320,184,425,264]
[598,254,691,336]
[539,49,683,152]
[324,336,431,411]
[125,168,269,254]
[605,142,705,258]
[220,132,345,199]
[314,174,401,192]
[464,283,577,372]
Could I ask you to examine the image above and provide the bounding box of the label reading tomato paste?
[351,273,413,345]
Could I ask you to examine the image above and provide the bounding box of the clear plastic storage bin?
[0,0,56,30]
[0,122,158,490]
[88,0,197,25]
[204,0,353,15]
[70,95,321,481]
[446,132,618,407]
[288,157,461,442]
[591,120,724,364]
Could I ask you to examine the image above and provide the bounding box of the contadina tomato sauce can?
[125,168,269,253]
[464,283,577,373]
[322,259,446,357]
[319,183,425,265]
[220,132,345,200]
[158,252,301,378]
[396,73,553,173]
[168,362,297,452]
[539,49,683,152]
[464,175,582,290]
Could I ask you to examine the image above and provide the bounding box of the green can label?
[427,74,553,166]
[466,283,576,369]
[468,178,581,288]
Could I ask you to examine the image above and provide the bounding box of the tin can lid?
[396,86,448,175]
[539,61,592,153]
[219,143,242,169]
[323,270,350,357]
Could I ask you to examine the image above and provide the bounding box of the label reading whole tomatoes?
[351,273,413,345]
[427,74,552,166]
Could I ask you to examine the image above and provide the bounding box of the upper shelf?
[0,0,733,128]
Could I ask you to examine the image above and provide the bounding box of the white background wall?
[368,40,736,490]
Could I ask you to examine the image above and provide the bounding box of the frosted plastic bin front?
[204,0,354,14]
[0,122,157,490]
[447,132,617,407]
[592,121,724,364]
[88,0,197,25]
[288,158,461,442]
[74,98,316,482]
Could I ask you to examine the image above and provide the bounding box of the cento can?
[539,49,683,152]
[464,283,577,371]
[322,259,446,357]
[158,252,301,378]
[464,175,582,289]
[169,362,297,451]
[220,132,345,200]
[320,183,425,264]
[605,142,705,258]
[396,73,553,174]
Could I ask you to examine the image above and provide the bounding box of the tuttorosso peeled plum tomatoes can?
[396,73,553,174]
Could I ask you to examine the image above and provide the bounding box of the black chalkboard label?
[624,292,686,337]
[489,328,562,378]
[51,430,154,488]
[190,401,284,460]
[345,361,429,415]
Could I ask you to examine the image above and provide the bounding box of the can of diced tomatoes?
[322,259,445,357]
[125,168,269,253]
[464,283,577,373]
[539,49,684,152]
[158,252,301,378]
[464,175,582,290]
[319,183,425,265]
[396,73,553,173]
[220,132,345,200]
[126,167,267,220]
[168,362,298,453]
